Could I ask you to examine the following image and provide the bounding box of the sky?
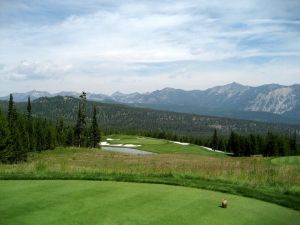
[0,0,300,95]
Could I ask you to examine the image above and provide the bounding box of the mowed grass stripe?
[0,180,299,225]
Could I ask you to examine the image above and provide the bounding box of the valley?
[1,1,300,224]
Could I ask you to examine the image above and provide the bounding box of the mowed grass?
[1,180,299,225]
[105,134,226,156]
[271,156,300,165]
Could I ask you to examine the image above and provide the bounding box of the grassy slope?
[271,156,300,165]
[1,146,299,210]
[105,135,226,156]
[1,180,299,225]
[0,135,299,210]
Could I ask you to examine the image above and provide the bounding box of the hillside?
[1,96,299,137]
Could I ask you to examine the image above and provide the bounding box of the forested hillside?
[2,83,299,124]
[0,94,100,163]
[1,94,299,162]
[1,96,299,137]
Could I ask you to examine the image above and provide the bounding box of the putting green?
[271,156,300,165]
[0,181,299,225]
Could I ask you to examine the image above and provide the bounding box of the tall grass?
[0,147,299,209]
[1,147,299,188]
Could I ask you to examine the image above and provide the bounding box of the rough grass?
[1,180,299,225]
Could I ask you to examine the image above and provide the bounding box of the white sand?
[100,142,141,148]
[124,144,141,147]
[100,141,110,146]
[169,141,190,146]
[106,138,120,141]
[201,146,233,155]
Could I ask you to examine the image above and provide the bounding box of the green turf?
[0,180,299,225]
[271,156,300,165]
[106,135,226,156]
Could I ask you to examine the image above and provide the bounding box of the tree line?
[140,129,299,157]
[1,92,299,163]
[0,92,100,163]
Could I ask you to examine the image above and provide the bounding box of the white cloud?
[1,61,72,81]
[0,0,299,95]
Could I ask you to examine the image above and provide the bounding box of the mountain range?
[1,82,299,124]
[1,96,299,137]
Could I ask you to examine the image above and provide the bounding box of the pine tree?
[249,134,258,155]
[0,107,9,162]
[12,127,26,162]
[243,136,251,156]
[5,94,26,162]
[45,127,54,150]
[75,92,87,147]
[7,94,15,129]
[91,106,100,148]
[65,127,74,146]
[27,96,32,118]
[35,120,45,152]
[227,131,240,156]
[289,132,298,156]
[277,136,287,156]
[264,132,275,156]
[218,138,226,151]
[26,97,33,151]
[256,134,264,155]
[211,129,218,151]
[56,118,65,146]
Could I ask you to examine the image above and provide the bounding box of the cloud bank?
[0,0,299,95]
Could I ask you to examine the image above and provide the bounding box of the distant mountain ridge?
[1,96,299,137]
[1,82,299,124]
[0,90,114,103]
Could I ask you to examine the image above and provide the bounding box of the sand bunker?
[169,141,190,146]
[100,142,141,147]
[201,146,233,155]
